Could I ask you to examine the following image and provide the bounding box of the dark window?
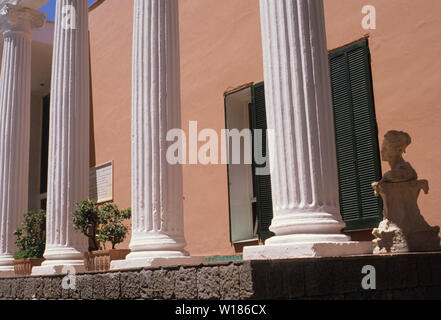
[40,95,50,210]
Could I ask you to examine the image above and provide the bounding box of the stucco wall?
[88,0,441,257]
[89,0,134,249]
[324,0,441,231]
[179,0,264,256]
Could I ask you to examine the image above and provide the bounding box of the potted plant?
[73,200,131,271]
[13,210,46,276]
[72,199,101,252]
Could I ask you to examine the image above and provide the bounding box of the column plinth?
[111,0,203,270]
[0,4,45,277]
[32,0,90,276]
[244,0,371,260]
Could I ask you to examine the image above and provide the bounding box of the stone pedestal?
[0,4,45,277]
[32,0,90,275]
[244,0,371,260]
[373,180,440,253]
[111,0,204,270]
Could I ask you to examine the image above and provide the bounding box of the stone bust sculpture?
[372,130,440,254]
[379,131,417,183]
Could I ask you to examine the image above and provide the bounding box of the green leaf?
[13,210,46,259]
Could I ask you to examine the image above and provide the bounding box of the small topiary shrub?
[73,199,101,251]
[73,200,131,251]
[13,210,46,260]
[97,203,131,250]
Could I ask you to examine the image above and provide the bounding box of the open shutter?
[329,39,382,230]
[250,83,274,240]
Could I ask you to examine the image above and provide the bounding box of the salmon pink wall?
[89,0,134,249]
[324,0,441,230]
[179,0,264,256]
[88,0,441,256]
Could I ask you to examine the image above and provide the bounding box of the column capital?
[0,4,45,36]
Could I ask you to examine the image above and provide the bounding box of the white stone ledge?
[243,241,373,260]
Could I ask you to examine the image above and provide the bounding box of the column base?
[0,268,15,278]
[110,256,205,270]
[0,255,15,278]
[32,264,86,276]
[243,241,373,260]
[32,246,87,275]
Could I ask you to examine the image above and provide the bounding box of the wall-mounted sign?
[89,161,114,203]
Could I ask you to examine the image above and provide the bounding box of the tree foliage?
[13,210,46,260]
[97,203,131,250]
[73,199,100,251]
[73,200,131,251]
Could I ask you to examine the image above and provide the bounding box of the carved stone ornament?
[372,130,440,253]
[0,4,45,35]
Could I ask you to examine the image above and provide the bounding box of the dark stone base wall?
[0,252,440,300]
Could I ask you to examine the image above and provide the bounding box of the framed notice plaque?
[89,161,114,204]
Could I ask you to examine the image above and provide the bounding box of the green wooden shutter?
[250,83,275,240]
[329,39,382,230]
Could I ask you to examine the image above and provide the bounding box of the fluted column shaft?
[41,0,90,266]
[127,0,186,260]
[260,0,349,245]
[0,33,3,76]
[0,5,45,272]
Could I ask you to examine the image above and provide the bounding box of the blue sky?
[40,0,97,21]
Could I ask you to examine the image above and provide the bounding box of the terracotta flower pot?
[84,249,130,272]
[14,258,45,276]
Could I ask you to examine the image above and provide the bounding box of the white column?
[0,32,3,75]
[111,0,203,270]
[33,0,90,275]
[0,4,45,276]
[244,0,371,259]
